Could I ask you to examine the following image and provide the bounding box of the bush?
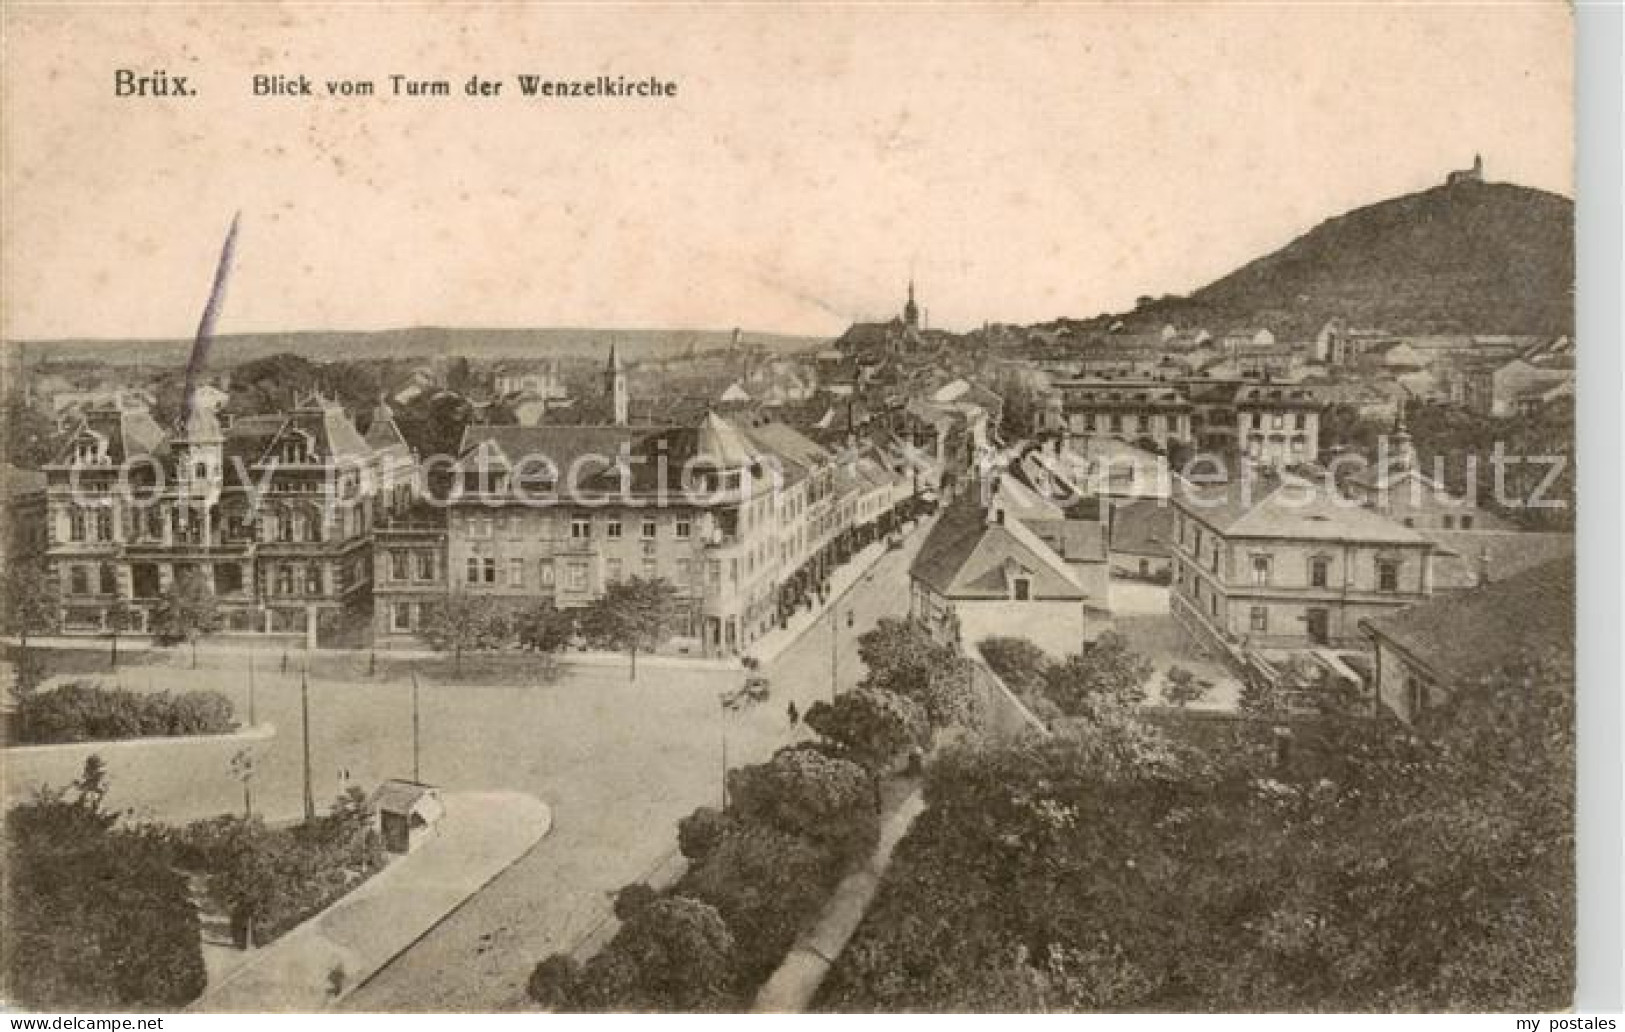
[677,806,735,862]
[613,882,658,921]
[728,746,878,866]
[674,823,844,988]
[3,760,207,1009]
[561,896,736,1011]
[978,636,1054,699]
[528,953,580,1008]
[13,681,237,744]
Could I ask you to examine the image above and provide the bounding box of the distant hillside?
[1070,178,1574,340]
[11,326,831,370]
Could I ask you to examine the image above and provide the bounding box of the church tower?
[903,279,920,331]
[605,340,629,426]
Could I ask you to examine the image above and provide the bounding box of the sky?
[1,3,1573,341]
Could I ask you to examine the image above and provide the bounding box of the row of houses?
[26,385,919,656]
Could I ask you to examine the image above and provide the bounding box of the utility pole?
[300,668,315,822]
[247,651,257,726]
[829,606,839,702]
[410,668,422,783]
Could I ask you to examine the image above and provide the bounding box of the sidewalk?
[752,782,927,1012]
[191,790,551,1012]
[747,517,934,669]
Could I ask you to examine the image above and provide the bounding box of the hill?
[9,326,830,371]
[1067,178,1573,340]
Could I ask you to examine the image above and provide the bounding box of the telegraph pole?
[300,669,315,822]
[410,668,422,783]
[829,605,838,701]
[247,651,257,726]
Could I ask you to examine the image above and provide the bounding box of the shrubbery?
[3,758,207,1009]
[10,681,236,745]
[172,786,386,947]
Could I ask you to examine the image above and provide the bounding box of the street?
[341,527,930,1011]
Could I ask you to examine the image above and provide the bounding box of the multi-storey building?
[43,393,413,646]
[441,410,901,656]
[1055,380,1193,450]
[1169,473,1435,651]
[1233,384,1321,467]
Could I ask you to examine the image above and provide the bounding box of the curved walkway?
[191,791,551,1012]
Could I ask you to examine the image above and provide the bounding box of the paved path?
[752,784,927,1012]
[191,791,551,1012]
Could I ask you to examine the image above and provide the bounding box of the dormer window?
[1012,575,1031,601]
[279,430,313,465]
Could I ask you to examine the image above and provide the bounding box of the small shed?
[368,780,446,854]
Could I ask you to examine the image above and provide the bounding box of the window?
[1108,414,1123,433]
[508,558,525,587]
[1294,412,1307,430]
[391,551,410,581]
[1271,414,1285,431]
[1251,555,1271,586]
[1136,414,1150,433]
[538,559,555,587]
[94,510,113,541]
[607,559,623,582]
[415,551,436,581]
[642,519,658,540]
[606,519,623,540]
[507,515,524,540]
[466,556,481,584]
[1249,606,1267,632]
[1083,413,1097,431]
[708,560,721,586]
[276,565,294,594]
[1461,515,1474,530]
[306,564,323,594]
[1406,676,1426,718]
[1377,559,1400,592]
[1402,517,1414,528]
[675,519,692,540]
[1012,576,1031,601]
[1310,557,1329,588]
[69,566,90,595]
[1252,413,1263,430]
[69,509,87,542]
[99,566,118,595]
[393,602,415,633]
[482,557,496,584]
[566,562,588,591]
[571,516,592,539]
[1441,514,1455,529]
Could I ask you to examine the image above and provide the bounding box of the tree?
[804,687,927,810]
[677,806,737,863]
[4,758,207,1008]
[674,822,845,987]
[2,391,59,468]
[150,568,220,668]
[1040,631,1153,717]
[416,592,510,675]
[1,558,57,700]
[528,954,581,1009]
[516,600,575,654]
[978,636,1054,699]
[1160,665,1213,709]
[727,745,878,865]
[580,576,682,681]
[568,896,737,1011]
[858,617,980,732]
[104,597,134,670]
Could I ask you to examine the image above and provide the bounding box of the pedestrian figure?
[788,700,799,727]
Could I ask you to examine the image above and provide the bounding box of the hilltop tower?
[605,340,629,426]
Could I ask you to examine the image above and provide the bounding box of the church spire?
[903,278,920,331]
[605,340,628,426]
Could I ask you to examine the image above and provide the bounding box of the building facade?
[1169,475,1434,651]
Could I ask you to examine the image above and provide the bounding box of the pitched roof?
[1423,530,1575,591]
[910,497,1087,600]
[1109,498,1176,557]
[1025,518,1107,563]
[1362,556,1574,687]
[1177,475,1430,545]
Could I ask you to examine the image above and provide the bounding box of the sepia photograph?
[0,1,1615,1019]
